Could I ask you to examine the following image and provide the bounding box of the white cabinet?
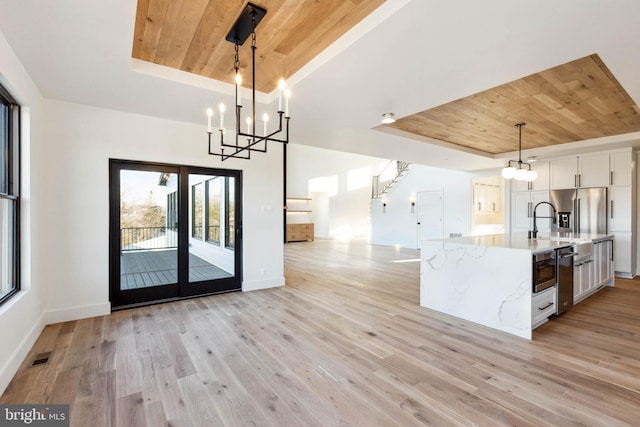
[511,190,550,232]
[578,153,610,188]
[613,232,632,276]
[474,183,500,212]
[532,286,556,328]
[609,186,632,232]
[550,153,609,189]
[593,239,613,287]
[574,258,594,303]
[610,152,633,186]
[550,157,577,189]
[512,161,550,192]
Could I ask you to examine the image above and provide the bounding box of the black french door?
[109,160,242,309]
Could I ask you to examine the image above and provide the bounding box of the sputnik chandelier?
[206,3,290,161]
[501,122,537,182]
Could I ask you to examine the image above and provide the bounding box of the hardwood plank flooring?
[3,238,640,426]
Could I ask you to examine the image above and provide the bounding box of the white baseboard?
[42,302,111,326]
[615,271,635,279]
[0,314,45,396]
[242,276,285,292]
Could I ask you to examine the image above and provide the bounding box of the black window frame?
[0,82,20,307]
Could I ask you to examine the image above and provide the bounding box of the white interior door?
[417,190,444,241]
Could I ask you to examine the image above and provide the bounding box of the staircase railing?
[372,161,410,198]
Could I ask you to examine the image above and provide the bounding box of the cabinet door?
[605,239,613,282]
[610,152,632,186]
[512,161,550,191]
[613,232,632,275]
[573,263,584,302]
[578,153,610,188]
[609,186,632,232]
[550,157,577,189]
[511,192,532,231]
[531,161,550,191]
[531,191,552,232]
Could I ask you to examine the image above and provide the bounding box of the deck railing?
[121,226,177,251]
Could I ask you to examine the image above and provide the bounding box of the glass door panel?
[120,169,179,289]
[187,174,235,284]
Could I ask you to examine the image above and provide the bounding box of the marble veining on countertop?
[423,232,614,253]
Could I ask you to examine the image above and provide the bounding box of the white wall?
[0,27,44,395]
[287,144,389,239]
[371,164,473,248]
[41,100,285,320]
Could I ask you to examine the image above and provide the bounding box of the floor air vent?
[31,352,52,367]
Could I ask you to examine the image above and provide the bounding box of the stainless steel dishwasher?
[556,246,576,315]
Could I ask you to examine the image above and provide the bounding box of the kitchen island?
[420,232,614,340]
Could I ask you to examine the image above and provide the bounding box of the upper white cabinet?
[550,153,610,189]
[512,161,550,192]
[610,152,633,186]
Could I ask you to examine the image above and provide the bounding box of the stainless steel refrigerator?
[549,187,608,234]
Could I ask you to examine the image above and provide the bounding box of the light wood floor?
[2,238,640,426]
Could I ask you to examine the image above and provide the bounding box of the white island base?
[420,233,614,340]
[421,240,533,339]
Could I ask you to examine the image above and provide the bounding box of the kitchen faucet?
[530,201,557,238]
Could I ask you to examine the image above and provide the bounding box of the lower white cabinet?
[532,286,556,328]
[593,239,614,287]
[612,232,632,277]
[574,259,594,303]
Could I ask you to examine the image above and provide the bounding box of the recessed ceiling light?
[528,156,537,162]
[381,113,396,124]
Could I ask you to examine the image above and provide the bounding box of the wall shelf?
[285,196,314,242]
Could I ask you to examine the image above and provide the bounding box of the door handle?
[610,200,613,219]
[610,171,614,186]
[538,302,553,311]
[235,226,242,239]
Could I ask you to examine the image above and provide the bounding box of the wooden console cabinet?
[286,223,314,242]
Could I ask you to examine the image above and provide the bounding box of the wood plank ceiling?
[132,0,385,93]
[387,54,640,155]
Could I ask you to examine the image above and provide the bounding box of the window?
[192,183,203,239]
[0,83,20,306]
[206,178,220,245]
[225,177,235,249]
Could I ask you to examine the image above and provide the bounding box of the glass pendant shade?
[501,166,517,179]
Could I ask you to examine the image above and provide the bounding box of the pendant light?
[501,122,537,182]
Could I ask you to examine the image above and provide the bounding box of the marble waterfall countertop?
[428,232,615,254]
[420,232,613,340]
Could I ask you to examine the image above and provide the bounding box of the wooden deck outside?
[120,249,232,289]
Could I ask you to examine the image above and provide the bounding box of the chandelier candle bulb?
[263,113,269,135]
[206,108,213,133]
[219,103,226,129]
[278,79,285,112]
[235,73,242,106]
[246,117,251,133]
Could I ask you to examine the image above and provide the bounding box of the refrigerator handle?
[577,198,581,233]
[574,174,577,188]
[610,171,614,186]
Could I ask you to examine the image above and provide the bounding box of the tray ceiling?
[132,0,385,93]
[387,54,640,155]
